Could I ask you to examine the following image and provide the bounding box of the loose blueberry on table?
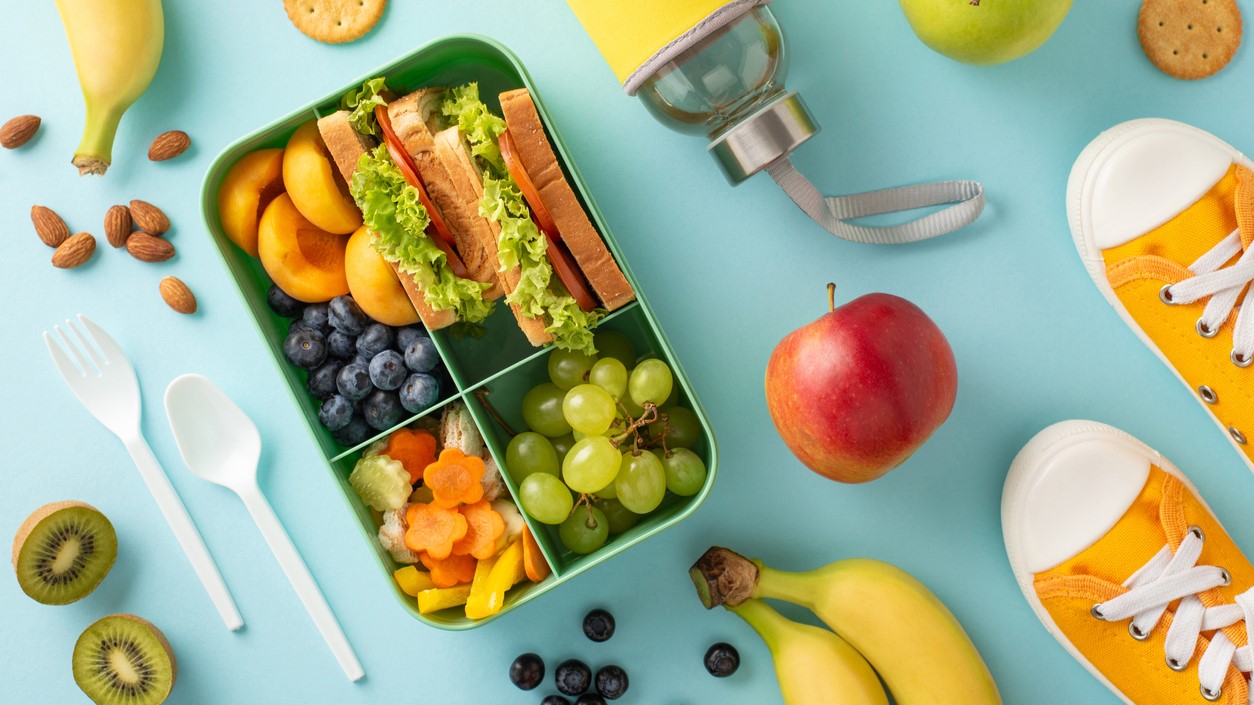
[510,653,545,691]
[704,642,740,677]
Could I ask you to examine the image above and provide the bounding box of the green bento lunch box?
[199,35,718,629]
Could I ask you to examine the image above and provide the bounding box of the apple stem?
[969,0,980,5]
[827,282,837,313]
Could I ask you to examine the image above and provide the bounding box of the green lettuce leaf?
[341,77,389,138]
[350,146,494,323]
[441,83,508,176]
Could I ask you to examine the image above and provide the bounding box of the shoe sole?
[1002,419,1220,705]
[1066,118,1254,475]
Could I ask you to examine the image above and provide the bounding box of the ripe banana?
[692,547,1001,705]
[54,0,164,175]
[730,599,888,705]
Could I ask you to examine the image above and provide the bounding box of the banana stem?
[754,565,819,610]
[73,101,124,175]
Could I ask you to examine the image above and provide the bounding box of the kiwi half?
[73,614,177,705]
[11,501,117,605]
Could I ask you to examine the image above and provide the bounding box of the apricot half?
[259,193,350,303]
[217,148,284,257]
[283,121,362,235]
[345,226,420,326]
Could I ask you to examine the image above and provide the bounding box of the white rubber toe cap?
[1081,120,1234,252]
[1005,422,1153,573]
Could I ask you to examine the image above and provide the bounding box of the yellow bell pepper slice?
[467,539,526,619]
[393,565,436,597]
[464,551,502,620]
[417,584,472,614]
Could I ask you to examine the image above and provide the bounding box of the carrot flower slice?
[404,503,468,560]
[384,428,438,484]
[453,501,507,560]
[425,448,486,508]
[419,552,477,588]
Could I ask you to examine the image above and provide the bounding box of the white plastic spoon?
[164,374,365,682]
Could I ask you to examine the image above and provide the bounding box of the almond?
[31,205,69,248]
[148,130,190,161]
[52,232,96,269]
[0,115,40,149]
[129,199,170,235]
[104,205,132,248]
[126,232,175,262]
[159,276,197,314]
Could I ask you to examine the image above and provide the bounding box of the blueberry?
[331,415,372,446]
[329,295,369,336]
[404,337,440,372]
[554,660,591,697]
[369,350,407,391]
[395,326,426,353]
[307,359,345,401]
[283,328,327,370]
[583,608,615,642]
[318,395,354,431]
[704,642,740,677]
[509,653,544,691]
[540,697,571,705]
[301,302,331,334]
[362,390,405,431]
[356,323,395,360]
[289,317,315,334]
[267,284,305,318]
[398,373,439,414]
[594,666,627,700]
[575,695,606,705]
[327,330,357,360]
[352,353,372,369]
[336,363,373,402]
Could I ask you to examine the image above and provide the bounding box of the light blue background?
[4,1,1253,703]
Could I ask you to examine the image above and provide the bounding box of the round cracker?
[284,0,386,44]
[1139,0,1242,80]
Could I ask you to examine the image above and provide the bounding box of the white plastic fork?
[43,314,243,631]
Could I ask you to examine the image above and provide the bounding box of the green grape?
[594,475,617,499]
[647,406,701,449]
[551,434,576,465]
[619,393,645,419]
[519,473,574,525]
[662,448,707,496]
[573,428,616,441]
[563,384,617,436]
[548,349,596,390]
[629,358,674,407]
[615,450,667,514]
[593,330,636,368]
[559,506,609,554]
[522,383,573,438]
[562,436,621,493]
[594,498,641,534]
[506,432,559,482]
[589,358,628,399]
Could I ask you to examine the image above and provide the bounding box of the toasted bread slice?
[433,127,553,347]
[317,110,456,331]
[388,89,504,300]
[498,89,635,311]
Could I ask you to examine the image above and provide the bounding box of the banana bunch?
[54,0,164,175]
[691,547,1001,705]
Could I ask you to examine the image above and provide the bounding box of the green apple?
[899,0,1073,65]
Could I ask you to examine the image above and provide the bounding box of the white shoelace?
[1163,230,1254,364]
[1093,528,1254,702]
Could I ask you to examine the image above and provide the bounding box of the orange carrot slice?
[453,501,507,560]
[425,448,486,508]
[522,525,552,583]
[404,503,468,560]
[383,428,438,484]
[419,552,477,588]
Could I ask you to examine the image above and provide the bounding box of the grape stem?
[611,402,659,447]
[474,388,516,437]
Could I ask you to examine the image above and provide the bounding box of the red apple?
[765,284,957,483]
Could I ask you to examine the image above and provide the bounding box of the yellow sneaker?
[1069,119,1254,468]
[1003,420,1254,704]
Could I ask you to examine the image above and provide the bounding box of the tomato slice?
[544,233,597,312]
[429,224,471,279]
[499,130,559,237]
[374,105,455,247]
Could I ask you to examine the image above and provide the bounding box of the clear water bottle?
[636,6,819,184]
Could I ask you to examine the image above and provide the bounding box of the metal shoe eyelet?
[1197,319,1219,338]
[1090,604,1107,620]
[1167,656,1188,671]
[1161,285,1178,305]
[1189,526,1206,541]
[1199,385,1219,404]
[1219,567,1232,586]
[1231,427,1248,445]
[1129,622,1150,640]
[1202,684,1223,701]
[1232,350,1253,368]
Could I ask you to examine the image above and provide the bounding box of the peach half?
[217,148,285,258]
[282,121,362,235]
[345,226,420,326]
[259,193,350,303]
